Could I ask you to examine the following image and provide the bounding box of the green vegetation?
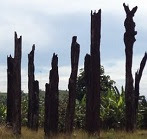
[0,67,146,137]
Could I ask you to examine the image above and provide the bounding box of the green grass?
[0,126,147,139]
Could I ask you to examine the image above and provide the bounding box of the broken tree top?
[123,3,138,17]
[91,9,101,15]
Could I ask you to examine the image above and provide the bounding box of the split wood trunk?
[28,45,39,131]
[85,10,101,135]
[44,53,59,136]
[123,3,138,132]
[134,52,147,128]
[65,36,80,133]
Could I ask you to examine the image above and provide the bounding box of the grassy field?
[0,126,147,139]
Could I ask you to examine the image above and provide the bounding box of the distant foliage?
[0,68,146,130]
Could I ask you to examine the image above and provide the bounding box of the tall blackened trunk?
[85,10,101,135]
[123,3,138,132]
[6,56,14,126]
[44,53,59,136]
[84,54,91,131]
[12,32,22,134]
[28,45,35,128]
[28,45,39,130]
[65,36,80,133]
[134,52,147,128]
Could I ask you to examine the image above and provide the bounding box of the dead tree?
[123,3,138,132]
[65,36,80,133]
[6,56,14,127]
[44,53,59,136]
[27,45,39,131]
[28,45,35,129]
[32,80,39,131]
[84,54,91,131]
[12,32,22,134]
[134,52,147,128]
[85,10,101,135]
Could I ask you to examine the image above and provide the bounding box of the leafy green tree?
[76,66,115,101]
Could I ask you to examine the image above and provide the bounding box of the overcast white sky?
[0,0,146,97]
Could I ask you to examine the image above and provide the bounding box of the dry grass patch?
[0,126,147,139]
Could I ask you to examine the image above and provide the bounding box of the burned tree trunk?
[84,54,91,131]
[134,52,147,128]
[6,56,14,127]
[32,80,39,131]
[28,45,35,129]
[28,45,39,130]
[12,32,22,134]
[85,10,101,135]
[123,3,138,132]
[65,36,80,133]
[44,53,59,136]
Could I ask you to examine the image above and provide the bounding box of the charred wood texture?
[123,3,138,132]
[85,10,101,135]
[12,32,22,134]
[84,54,91,131]
[65,36,80,133]
[28,45,35,129]
[32,80,39,131]
[6,56,14,127]
[28,45,39,130]
[44,53,59,136]
[134,52,147,128]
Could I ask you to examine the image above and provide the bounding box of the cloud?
[0,0,146,97]
[103,54,147,97]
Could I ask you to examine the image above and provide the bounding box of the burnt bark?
[123,3,138,132]
[32,80,39,131]
[65,36,80,133]
[6,56,14,127]
[84,54,91,131]
[85,10,101,135]
[28,45,39,130]
[12,32,22,134]
[134,52,147,128]
[44,53,59,136]
[28,45,35,129]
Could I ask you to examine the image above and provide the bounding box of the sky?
[0,0,146,96]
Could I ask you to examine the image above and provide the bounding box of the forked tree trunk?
[123,3,138,132]
[28,45,39,131]
[6,56,14,127]
[12,32,22,134]
[134,52,147,128]
[44,53,59,136]
[85,10,101,135]
[65,36,80,133]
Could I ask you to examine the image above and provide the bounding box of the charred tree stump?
[134,52,147,128]
[123,3,138,132]
[27,45,39,130]
[44,53,59,136]
[85,10,101,135]
[65,36,80,133]
[6,56,14,127]
[12,32,22,134]
[32,80,39,131]
[28,45,35,129]
[84,54,91,131]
